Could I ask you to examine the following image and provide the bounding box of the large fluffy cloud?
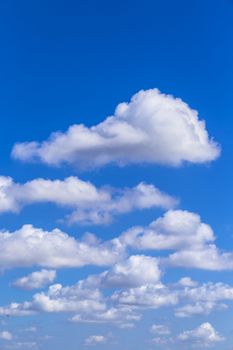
[0,225,123,270]
[0,176,176,225]
[12,89,220,169]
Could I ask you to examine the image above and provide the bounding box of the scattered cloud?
[84,335,107,346]
[178,322,224,347]
[150,324,170,335]
[71,305,141,328]
[12,269,56,290]
[0,330,13,341]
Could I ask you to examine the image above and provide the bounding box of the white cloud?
[167,245,233,270]
[120,210,214,251]
[178,277,198,287]
[120,210,233,271]
[0,276,141,328]
[72,305,140,328]
[13,269,56,290]
[0,255,159,326]
[175,281,233,317]
[182,281,233,302]
[12,89,220,168]
[0,176,176,225]
[84,335,107,346]
[0,225,124,270]
[102,255,161,288]
[151,324,170,335]
[0,281,106,316]
[67,182,177,225]
[0,331,13,340]
[178,322,224,346]
[175,301,227,318]
[111,283,178,309]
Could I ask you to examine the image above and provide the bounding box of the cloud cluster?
[2,254,233,335]
[0,87,228,346]
[1,209,233,275]
[12,89,220,169]
[0,280,106,316]
[0,176,176,225]
[0,273,141,329]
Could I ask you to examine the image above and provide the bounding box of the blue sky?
[0,1,233,349]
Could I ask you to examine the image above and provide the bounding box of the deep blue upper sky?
[0,0,232,231]
[0,1,233,349]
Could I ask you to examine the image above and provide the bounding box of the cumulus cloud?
[0,256,161,320]
[101,255,161,288]
[178,322,224,346]
[84,335,107,346]
[0,281,106,316]
[12,269,57,290]
[0,331,13,341]
[1,209,232,273]
[120,210,233,270]
[120,210,214,251]
[1,209,233,275]
[167,245,233,270]
[111,283,178,309]
[177,277,198,287]
[12,89,220,169]
[70,283,141,327]
[0,176,176,225]
[0,277,141,328]
[175,281,233,317]
[175,301,227,318]
[0,224,123,270]
[71,306,140,328]
[2,257,233,329]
